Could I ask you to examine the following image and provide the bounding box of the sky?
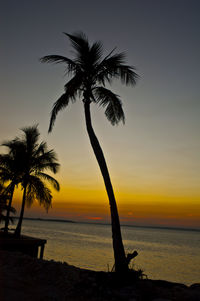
[0,0,200,228]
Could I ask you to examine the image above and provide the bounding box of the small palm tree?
[0,140,24,233]
[0,183,16,226]
[41,32,138,273]
[14,125,60,237]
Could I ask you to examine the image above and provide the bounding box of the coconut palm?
[14,125,60,237]
[0,139,24,233]
[41,32,138,273]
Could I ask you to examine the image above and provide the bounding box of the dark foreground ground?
[0,250,199,301]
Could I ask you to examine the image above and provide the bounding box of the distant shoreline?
[15,217,200,232]
[14,217,76,224]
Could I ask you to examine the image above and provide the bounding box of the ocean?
[22,219,200,285]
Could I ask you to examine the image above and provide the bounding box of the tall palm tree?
[14,125,60,237]
[41,32,138,273]
[0,140,24,233]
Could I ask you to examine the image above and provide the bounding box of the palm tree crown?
[41,32,139,131]
[18,125,60,206]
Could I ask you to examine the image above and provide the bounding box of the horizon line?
[16,216,200,232]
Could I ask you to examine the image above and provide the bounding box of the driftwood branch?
[126,250,138,265]
[111,250,138,272]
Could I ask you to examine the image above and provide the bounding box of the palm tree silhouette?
[0,182,16,225]
[14,125,60,237]
[0,139,25,233]
[41,32,138,273]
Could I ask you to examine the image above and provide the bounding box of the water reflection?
[22,220,200,285]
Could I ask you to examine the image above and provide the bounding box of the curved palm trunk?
[84,101,128,273]
[4,183,15,234]
[14,184,27,237]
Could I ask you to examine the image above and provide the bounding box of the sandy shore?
[0,250,200,301]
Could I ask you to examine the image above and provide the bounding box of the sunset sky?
[0,0,200,228]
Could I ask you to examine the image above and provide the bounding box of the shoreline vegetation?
[14,217,200,232]
[0,250,200,301]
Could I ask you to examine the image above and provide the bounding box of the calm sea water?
[21,219,200,285]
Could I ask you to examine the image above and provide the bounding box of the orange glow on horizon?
[12,189,200,229]
[86,217,103,220]
[10,179,200,229]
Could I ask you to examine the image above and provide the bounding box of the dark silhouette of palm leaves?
[0,139,25,183]
[0,139,25,231]
[0,183,16,224]
[40,31,138,132]
[93,87,125,125]
[25,175,52,210]
[19,125,60,204]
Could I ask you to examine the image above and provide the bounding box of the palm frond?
[21,125,40,155]
[36,172,60,191]
[97,52,139,86]
[94,87,125,125]
[34,162,60,175]
[97,52,125,79]
[1,139,24,157]
[33,148,59,165]
[0,145,25,183]
[34,141,47,156]
[64,73,83,100]
[64,32,96,71]
[115,65,139,85]
[88,41,104,68]
[37,186,52,211]
[63,32,89,57]
[26,176,52,211]
[94,53,122,86]
[49,74,83,132]
[40,55,77,73]
[90,41,103,59]
[49,93,71,132]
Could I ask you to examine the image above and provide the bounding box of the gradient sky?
[0,0,200,228]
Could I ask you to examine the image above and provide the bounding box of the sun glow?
[12,182,200,229]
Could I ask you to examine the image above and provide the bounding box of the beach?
[0,250,200,301]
